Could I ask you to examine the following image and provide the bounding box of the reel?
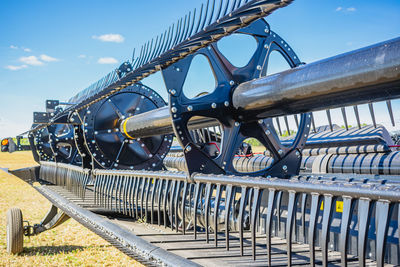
[82,84,173,170]
[162,19,311,178]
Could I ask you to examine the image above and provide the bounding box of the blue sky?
[0,0,399,138]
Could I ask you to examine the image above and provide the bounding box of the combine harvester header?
[3,0,400,266]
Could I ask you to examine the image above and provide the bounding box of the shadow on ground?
[21,245,86,256]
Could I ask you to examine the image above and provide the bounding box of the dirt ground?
[0,151,142,266]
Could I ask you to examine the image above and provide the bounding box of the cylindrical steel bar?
[121,37,400,139]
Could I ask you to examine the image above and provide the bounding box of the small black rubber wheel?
[6,208,24,254]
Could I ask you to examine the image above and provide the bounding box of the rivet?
[224,101,229,107]
[266,130,271,135]
[187,105,193,111]
[170,89,177,95]
[258,119,263,124]
[235,122,240,127]
[171,107,177,113]
[211,103,217,109]
[282,165,288,171]
[278,149,283,155]
[229,80,235,86]
[264,44,269,49]
[185,146,192,153]
[257,65,262,70]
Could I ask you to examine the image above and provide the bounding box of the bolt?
[278,149,283,155]
[265,130,271,135]
[282,165,288,171]
[258,119,263,124]
[187,105,193,111]
[229,80,235,86]
[87,110,91,114]
[296,151,300,157]
[265,28,270,34]
[114,163,118,167]
[170,89,177,95]
[171,107,177,113]
[185,145,192,153]
[70,118,74,122]
[235,122,240,127]
[91,140,95,144]
[107,129,112,133]
[264,44,269,49]
[224,101,229,107]
[211,103,217,109]
[94,131,98,135]
[256,65,262,70]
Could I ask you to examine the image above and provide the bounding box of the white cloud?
[347,7,356,12]
[19,56,43,66]
[92,33,125,43]
[23,48,32,52]
[40,54,58,62]
[98,57,118,64]
[336,6,356,13]
[4,65,28,71]
[335,7,343,12]
[78,54,87,58]
[10,45,18,49]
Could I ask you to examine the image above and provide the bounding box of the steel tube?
[121,37,400,139]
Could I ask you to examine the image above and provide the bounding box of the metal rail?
[120,37,400,139]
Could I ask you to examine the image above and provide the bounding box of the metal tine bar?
[326,109,333,131]
[143,38,154,66]
[251,187,262,260]
[238,186,248,256]
[107,174,113,210]
[200,0,210,31]
[230,0,238,13]
[284,116,290,135]
[194,4,204,34]
[311,112,316,133]
[214,183,222,247]
[127,177,134,217]
[145,177,152,222]
[286,191,298,266]
[121,176,127,215]
[157,179,164,225]
[165,23,176,52]
[294,114,299,129]
[193,182,201,239]
[130,177,137,217]
[340,196,354,267]
[309,193,321,266]
[222,0,230,16]
[174,180,182,232]
[136,43,146,68]
[141,40,152,67]
[224,184,233,250]
[275,117,282,136]
[108,174,115,210]
[386,100,395,126]
[172,19,183,48]
[140,178,147,219]
[182,12,192,41]
[204,182,213,243]
[341,107,349,130]
[237,0,243,8]
[116,176,122,213]
[187,9,197,38]
[321,194,334,267]
[155,30,167,59]
[163,179,171,228]
[300,193,307,243]
[181,181,188,235]
[178,15,188,44]
[375,200,393,267]
[135,177,141,219]
[276,191,283,233]
[368,103,377,128]
[357,198,372,267]
[353,105,361,129]
[148,35,160,63]
[169,180,177,230]
[100,174,106,207]
[215,0,224,21]
[150,178,158,224]
[266,189,276,267]
[207,0,216,26]
[130,48,135,64]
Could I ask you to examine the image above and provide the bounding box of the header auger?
[4,0,400,266]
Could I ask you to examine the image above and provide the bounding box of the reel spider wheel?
[162,19,311,178]
[82,84,172,170]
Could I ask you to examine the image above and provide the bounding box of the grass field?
[0,151,142,266]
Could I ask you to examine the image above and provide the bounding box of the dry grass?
[0,151,143,266]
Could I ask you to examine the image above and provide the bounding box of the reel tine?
[135,177,141,219]
[368,103,377,128]
[309,193,321,266]
[169,180,177,230]
[172,18,183,48]
[294,114,299,129]
[145,178,152,222]
[157,179,164,226]
[148,35,160,63]
[238,186,248,256]
[214,183,222,247]
[300,193,308,243]
[181,181,188,234]
[251,187,262,260]
[178,15,188,44]
[193,182,202,239]
[174,181,182,232]
[163,179,171,228]
[187,9,197,38]
[154,30,167,59]
[207,0,216,26]
[340,196,354,266]
[321,194,334,266]
[357,198,372,266]
[143,38,154,66]
[353,105,361,129]
[230,0,238,13]
[276,191,283,233]
[275,117,282,136]
[311,112,316,133]
[266,189,276,267]
[375,200,392,267]
[140,178,147,219]
[182,12,191,41]
[222,0,230,16]
[215,0,223,21]
[284,116,290,136]
[326,109,333,131]
[286,191,298,266]
[200,0,210,31]
[386,100,395,126]
[341,107,349,130]
[150,178,158,225]
[204,183,213,243]
[137,43,146,67]
[224,184,233,250]
[194,3,204,34]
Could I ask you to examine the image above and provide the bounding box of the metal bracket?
[24,205,70,236]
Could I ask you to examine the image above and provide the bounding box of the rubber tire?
[6,208,24,254]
